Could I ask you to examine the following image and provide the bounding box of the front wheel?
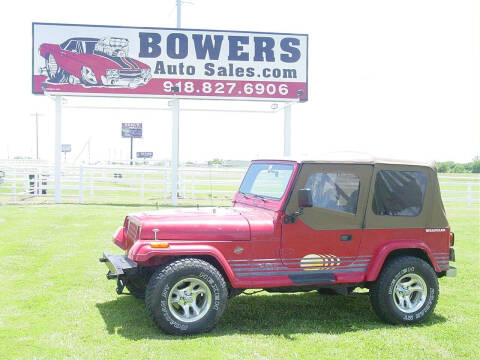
[145,258,228,335]
[80,66,98,86]
[370,256,439,324]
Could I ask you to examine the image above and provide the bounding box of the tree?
[472,160,480,173]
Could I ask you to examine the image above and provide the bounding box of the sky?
[0,0,478,163]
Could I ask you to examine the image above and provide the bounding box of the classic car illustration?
[39,37,152,88]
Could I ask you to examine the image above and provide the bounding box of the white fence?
[436,176,480,207]
[0,162,479,207]
[0,163,244,205]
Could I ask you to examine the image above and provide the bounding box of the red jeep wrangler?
[100,158,456,335]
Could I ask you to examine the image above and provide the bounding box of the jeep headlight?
[106,69,120,78]
[141,68,151,78]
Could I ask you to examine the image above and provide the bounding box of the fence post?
[79,165,84,204]
[181,175,186,199]
[25,172,28,195]
[164,170,168,202]
[35,168,39,196]
[191,174,195,200]
[11,169,16,204]
[89,169,94,196]
[467,184,472,208]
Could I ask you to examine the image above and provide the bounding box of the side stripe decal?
[234,267,368,277]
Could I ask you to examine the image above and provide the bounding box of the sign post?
[171,99,179,205]
[171,1,181,206]
[130,137,133,165]
[284,104,292,157]
[54,96,62,204]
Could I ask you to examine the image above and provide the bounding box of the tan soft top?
[255,152,437,170]
[274,153,447,229]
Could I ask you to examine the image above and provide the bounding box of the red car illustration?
[39,37,152,88]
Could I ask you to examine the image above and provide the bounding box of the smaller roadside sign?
[137,152,153,158]
[122,123,143,138]
[61,144,72,152]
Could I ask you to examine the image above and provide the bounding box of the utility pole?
[30,113,43,160]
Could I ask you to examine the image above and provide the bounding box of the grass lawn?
[0,204,478,359]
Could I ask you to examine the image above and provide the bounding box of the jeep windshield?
[239,163,294,200]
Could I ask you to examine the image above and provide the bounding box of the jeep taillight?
[449,232,455,247]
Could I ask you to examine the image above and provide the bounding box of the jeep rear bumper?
[99,252,137,280]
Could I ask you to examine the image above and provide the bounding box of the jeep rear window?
[239,163,294,199]
[372,170,427,217]
[305,172,360,214]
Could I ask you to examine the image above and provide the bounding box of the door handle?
[340,234,352,242]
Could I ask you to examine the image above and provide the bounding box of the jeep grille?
[126,217,141,244]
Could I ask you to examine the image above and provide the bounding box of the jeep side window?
[305,172,360,214]
[372,170,427,217]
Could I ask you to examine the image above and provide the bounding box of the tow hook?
[116,278,125,295]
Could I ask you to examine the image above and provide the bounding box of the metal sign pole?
[36,114,39,160]
[130,137,133,165]
[54,96,62,203]
[171,99,179,206]
[283,104,292,157]
[170,0,181,206]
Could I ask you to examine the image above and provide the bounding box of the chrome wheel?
[167,277,212,323]
[392,273,427,313]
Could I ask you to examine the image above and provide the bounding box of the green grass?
[0,204,479,359]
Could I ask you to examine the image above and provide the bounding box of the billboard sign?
[61,144,71,152]
[32,23,308,101]
[122,123,142,138]
[136,152,153,158]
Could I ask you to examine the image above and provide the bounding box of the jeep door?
[281,163,373,284]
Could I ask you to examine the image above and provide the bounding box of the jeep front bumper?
[99,252,137,280]
[446,266,457,278]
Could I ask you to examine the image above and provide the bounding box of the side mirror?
[298,188,313,208]
[285,189,313,224]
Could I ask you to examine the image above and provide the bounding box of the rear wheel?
[370,256,439,324]
[145,258,228,335]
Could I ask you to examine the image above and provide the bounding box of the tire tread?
[370,256,439,325]
[145,258,227,335]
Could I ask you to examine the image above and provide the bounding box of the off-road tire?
[370,256,439,325]
[145,258,228,335]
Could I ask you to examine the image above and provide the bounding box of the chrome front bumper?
[101,75,150,88]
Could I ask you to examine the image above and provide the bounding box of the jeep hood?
[128,206,276,241]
